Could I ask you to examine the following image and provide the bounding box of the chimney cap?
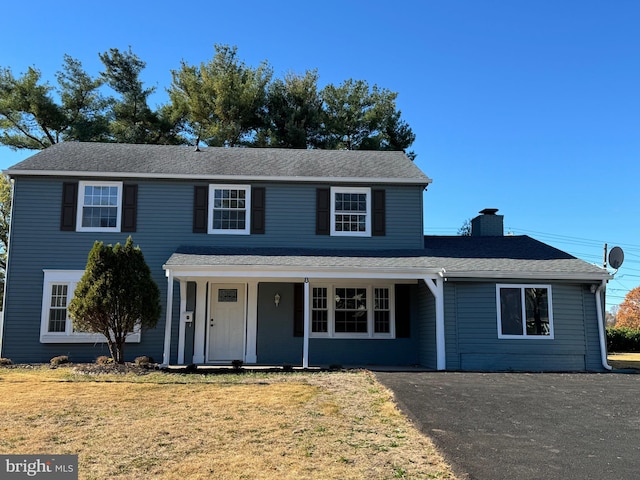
[479,208,499,215]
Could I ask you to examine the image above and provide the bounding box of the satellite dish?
[608,246,624,269]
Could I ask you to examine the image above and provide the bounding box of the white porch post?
[162,271,175,366]
[424,277,446,371]
[245,281,258,363]
[177,280,187,364]
[303,278,310,368]
[192,279,207,364]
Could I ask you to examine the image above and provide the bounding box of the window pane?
[48,284,68,333]
[312,288,328,333]
[374,288,390,333]
[500,288,523,335]
[335,288,367,333]
[525,288,550,335]
[211,188,247,231]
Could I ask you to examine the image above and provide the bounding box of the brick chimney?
[471,208,504,236]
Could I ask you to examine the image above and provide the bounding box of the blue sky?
[1,0,638,309]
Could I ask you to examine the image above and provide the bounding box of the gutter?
[594,280,612,371]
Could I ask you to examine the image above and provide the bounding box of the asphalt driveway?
[375,372,640,480]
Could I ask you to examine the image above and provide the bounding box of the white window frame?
[309,282,395,339]
[40,270,141,344]
[496,284,554,340]
[208,184,251,235]
[330,186,371,237]
[76,181,123,232]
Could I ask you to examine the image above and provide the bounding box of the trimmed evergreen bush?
[607,327,640,352]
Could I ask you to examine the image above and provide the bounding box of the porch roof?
[163,239,611,281]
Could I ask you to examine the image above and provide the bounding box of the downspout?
[594,280,612,371]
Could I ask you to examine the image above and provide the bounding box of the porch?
[160,247,447,370]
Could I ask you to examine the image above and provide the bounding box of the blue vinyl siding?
[417,281,437,369]
[444,281,604,371]
[2,177,424,363]
[256,282,421,366]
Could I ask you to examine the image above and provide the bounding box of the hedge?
[606,327,640,353]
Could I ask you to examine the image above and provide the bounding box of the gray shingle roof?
[164,236,610,280]
[6,142,431,184]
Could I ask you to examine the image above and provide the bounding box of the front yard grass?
[0,366,457,479]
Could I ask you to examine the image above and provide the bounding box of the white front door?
[207,284,246,362]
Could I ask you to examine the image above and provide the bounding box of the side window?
[497,285,554,339]
[40,270,142,343]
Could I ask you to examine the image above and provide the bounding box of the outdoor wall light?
[274,293,281,307]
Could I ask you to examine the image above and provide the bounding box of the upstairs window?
[76,181,122,232]
[330,187,371,237]
[497,284,554,339]
[208,185,251,235]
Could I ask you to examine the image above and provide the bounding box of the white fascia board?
[163,264,444,280]
[443,270,612,281]
[5,169,432,186]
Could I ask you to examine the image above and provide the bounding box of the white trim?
[208,184,251,235]
[246,281,258,363]
[76,181,123,232]
[303,278,310,368]
[163,265,445,280]
[444,271,610,281]
[5,169,432,186]
[424,277,445,370]
[192,280,208,364]
[496,284,555,340]
[162,271,174,365]
[330,186,371,237]
[40,270,141,344]
[177,280,187,364]
[308,282,395,339]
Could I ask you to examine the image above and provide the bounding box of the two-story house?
[0,142,612,371]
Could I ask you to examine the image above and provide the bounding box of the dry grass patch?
[608,352,640,370]
[0,367,456,479]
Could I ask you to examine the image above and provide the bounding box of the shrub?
[231,359,243,370]
[0,357,12,366]
[50,355,70,366]
[134,356,154,367]
[607,327,640,352]
[96,355,113,365]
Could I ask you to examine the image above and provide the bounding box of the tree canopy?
[0,45,416,156]
[616,286,640,330]
[68,237,161,363]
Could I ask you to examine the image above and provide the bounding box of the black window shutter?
[316,188,330,235]
[395,284,411,338]
[293,283,304,337]
[121,184,138,232]
[193,186,208,233]
[251,186,265,234]
[60,182,78,231]
[372,189,386,236]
